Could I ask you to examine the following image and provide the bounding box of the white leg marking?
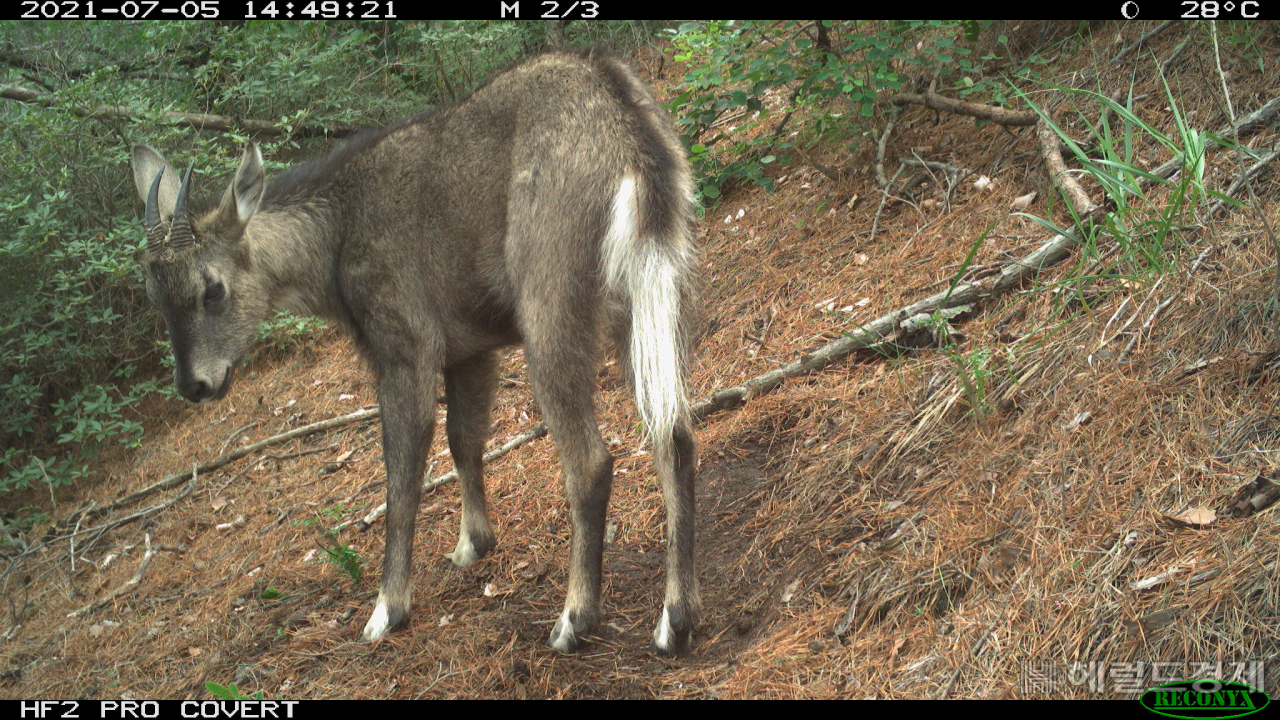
[547,608,579,654]
[446,534,480,568]
[361,595,392,643]
[652,606,675,651]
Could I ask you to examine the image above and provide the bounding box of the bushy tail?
[602,174,695,447]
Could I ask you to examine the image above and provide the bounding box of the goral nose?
[175,367,226,403]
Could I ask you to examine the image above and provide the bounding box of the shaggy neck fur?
[245,197,346,325]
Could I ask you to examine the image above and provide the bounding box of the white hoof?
[652,606,675,651]
[361,600,392,643]
[547,608,579,654]
[445,535,481,568]
[651,605,693,654]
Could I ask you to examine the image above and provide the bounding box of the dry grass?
[3,21,1280,698]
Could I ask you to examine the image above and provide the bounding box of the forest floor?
[3,21,1280,698]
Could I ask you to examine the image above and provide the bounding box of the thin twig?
[66,533,158,618]
[869,166,904,244]
[58,465,199,548]
[874,115,899,190]
[346,424,549,531]
[263,443,340,462]
[219,422,260,454]
[62,406,379,528]
[1110,20,1178,64]
[1160,39,1191,76]
[1118,293,1179,363]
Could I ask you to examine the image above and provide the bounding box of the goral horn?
[144,167,166,251]
[167,162,198,250]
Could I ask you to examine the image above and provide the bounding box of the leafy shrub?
[298,504,364,583]
[662,21,1015,205]
[205,681,267,701]
[256,311,328,353]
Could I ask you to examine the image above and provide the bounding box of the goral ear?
[131,145,180,218]
[215,142,266,236]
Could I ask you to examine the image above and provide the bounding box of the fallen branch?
[687,229,1079,421]
[0,85,361,139]
[690,98,1280,422]
[62,406,379,528]
[1036,117,1100,218]
[888,90,1037,127]
[60,466,200,552]
[1160,39,1191,76]
[1211,95,1280,139]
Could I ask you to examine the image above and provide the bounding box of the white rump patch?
[601,174,639,293]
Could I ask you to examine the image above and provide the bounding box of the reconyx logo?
[1140,680,1270,719]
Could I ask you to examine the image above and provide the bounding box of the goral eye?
[204,281,226,306]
